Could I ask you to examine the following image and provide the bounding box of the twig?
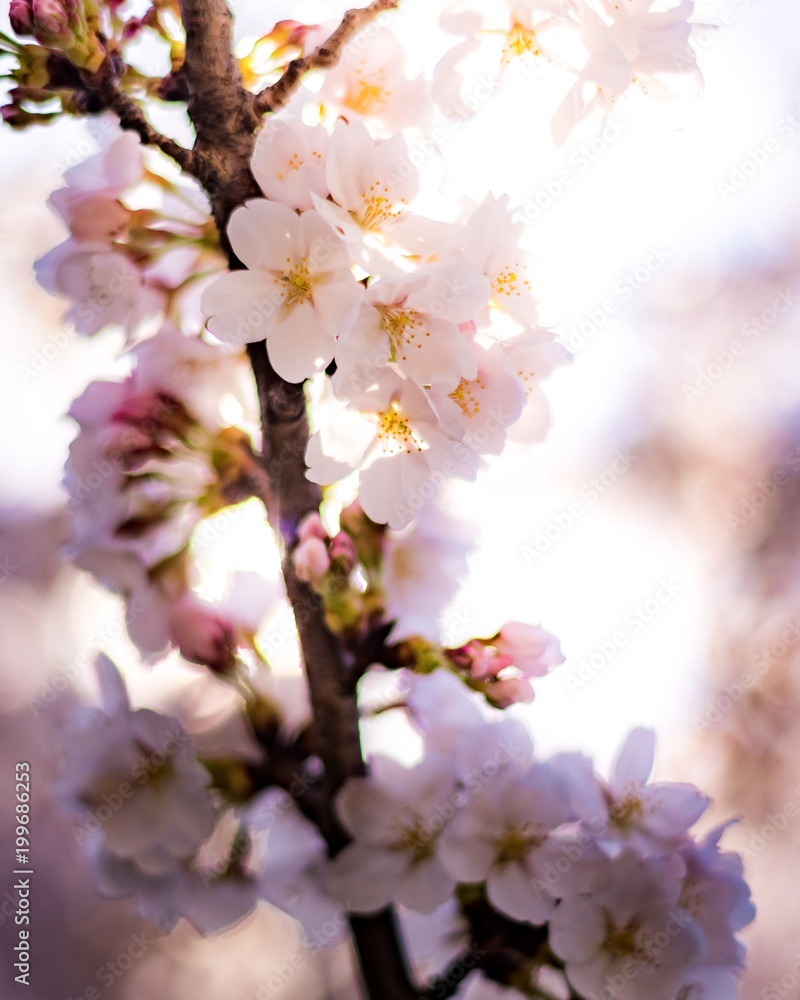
[254,0,399,114]
[99,81,198,174]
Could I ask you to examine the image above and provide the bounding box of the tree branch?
[98,81,198,174]
[254,0,399,115]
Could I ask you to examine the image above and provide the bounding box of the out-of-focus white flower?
[381,502,473,641]
[329,754,459,913]
[500,326,571,444]
[433,0,580,121]
[677,822,755,968]
[549,850,705,1000]
[439,763,574,923]
[251,118,330,211]
[49,132,143,242]
[552,0,701,142]
[567,728,710,852]
[317,27,433,134]
[35,241,167,337]
[249,789,348,947]
[201,199,362,381]
[63,656,217,878]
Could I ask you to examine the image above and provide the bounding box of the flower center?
[492,264,532,302]
[502,23,541,63]
[280,261,313,308]
[356,184,404,231]
[376,406,425,455]
[380,307,427,362]
[603,919,643,959]
[350,70,389,114]
[395,817,435,862]
[449,378,485,419]
[609,785,644,828]
[494,823,543,863]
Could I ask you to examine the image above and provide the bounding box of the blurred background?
[1,0,799,996]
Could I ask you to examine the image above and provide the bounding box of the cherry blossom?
[549,850,706,1000]
[317,27,433,134]
[306,370,477,530]
[434,0,579,121]
[250,789,348,946]
[552,0,701,142]
[426,342,526,457]
[201,199,362,381]
[251,117,330,212]
[380,502,472,640]
[439,762,574,923]
[35,240,167,336]
[49,131,143,242]
[460,193,539,328]
[333,261,489,394]
[329,754,459,913]
[312,118,426,269]
[570,727,710,852]
[62,656,217,878]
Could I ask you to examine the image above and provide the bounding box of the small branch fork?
[253,0,399,114]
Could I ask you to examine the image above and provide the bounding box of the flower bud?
[9,0,34,35]
[294,536,331,583]
[169,596,237,674]
[297,512,327,543]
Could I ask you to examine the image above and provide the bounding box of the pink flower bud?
[329,530,356,566]
[297,512,327,543]
[32,0,70,34]
[9,0,34,34]
[294,536,331,583]
[495,622,564,677]
[169,596,237,674]
[488,676,535,708]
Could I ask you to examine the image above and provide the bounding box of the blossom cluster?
[201,114,569,529]
[65,323,267,672]
[36,131,224,338]
[61,658,753,998]
[436,0,702,142]
[328,672,754,999]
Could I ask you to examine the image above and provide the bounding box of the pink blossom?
[329,754,459,913]
[201,199,362,381]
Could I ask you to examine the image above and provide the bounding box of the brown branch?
[254,0,399,115]
[99,81,198,174]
